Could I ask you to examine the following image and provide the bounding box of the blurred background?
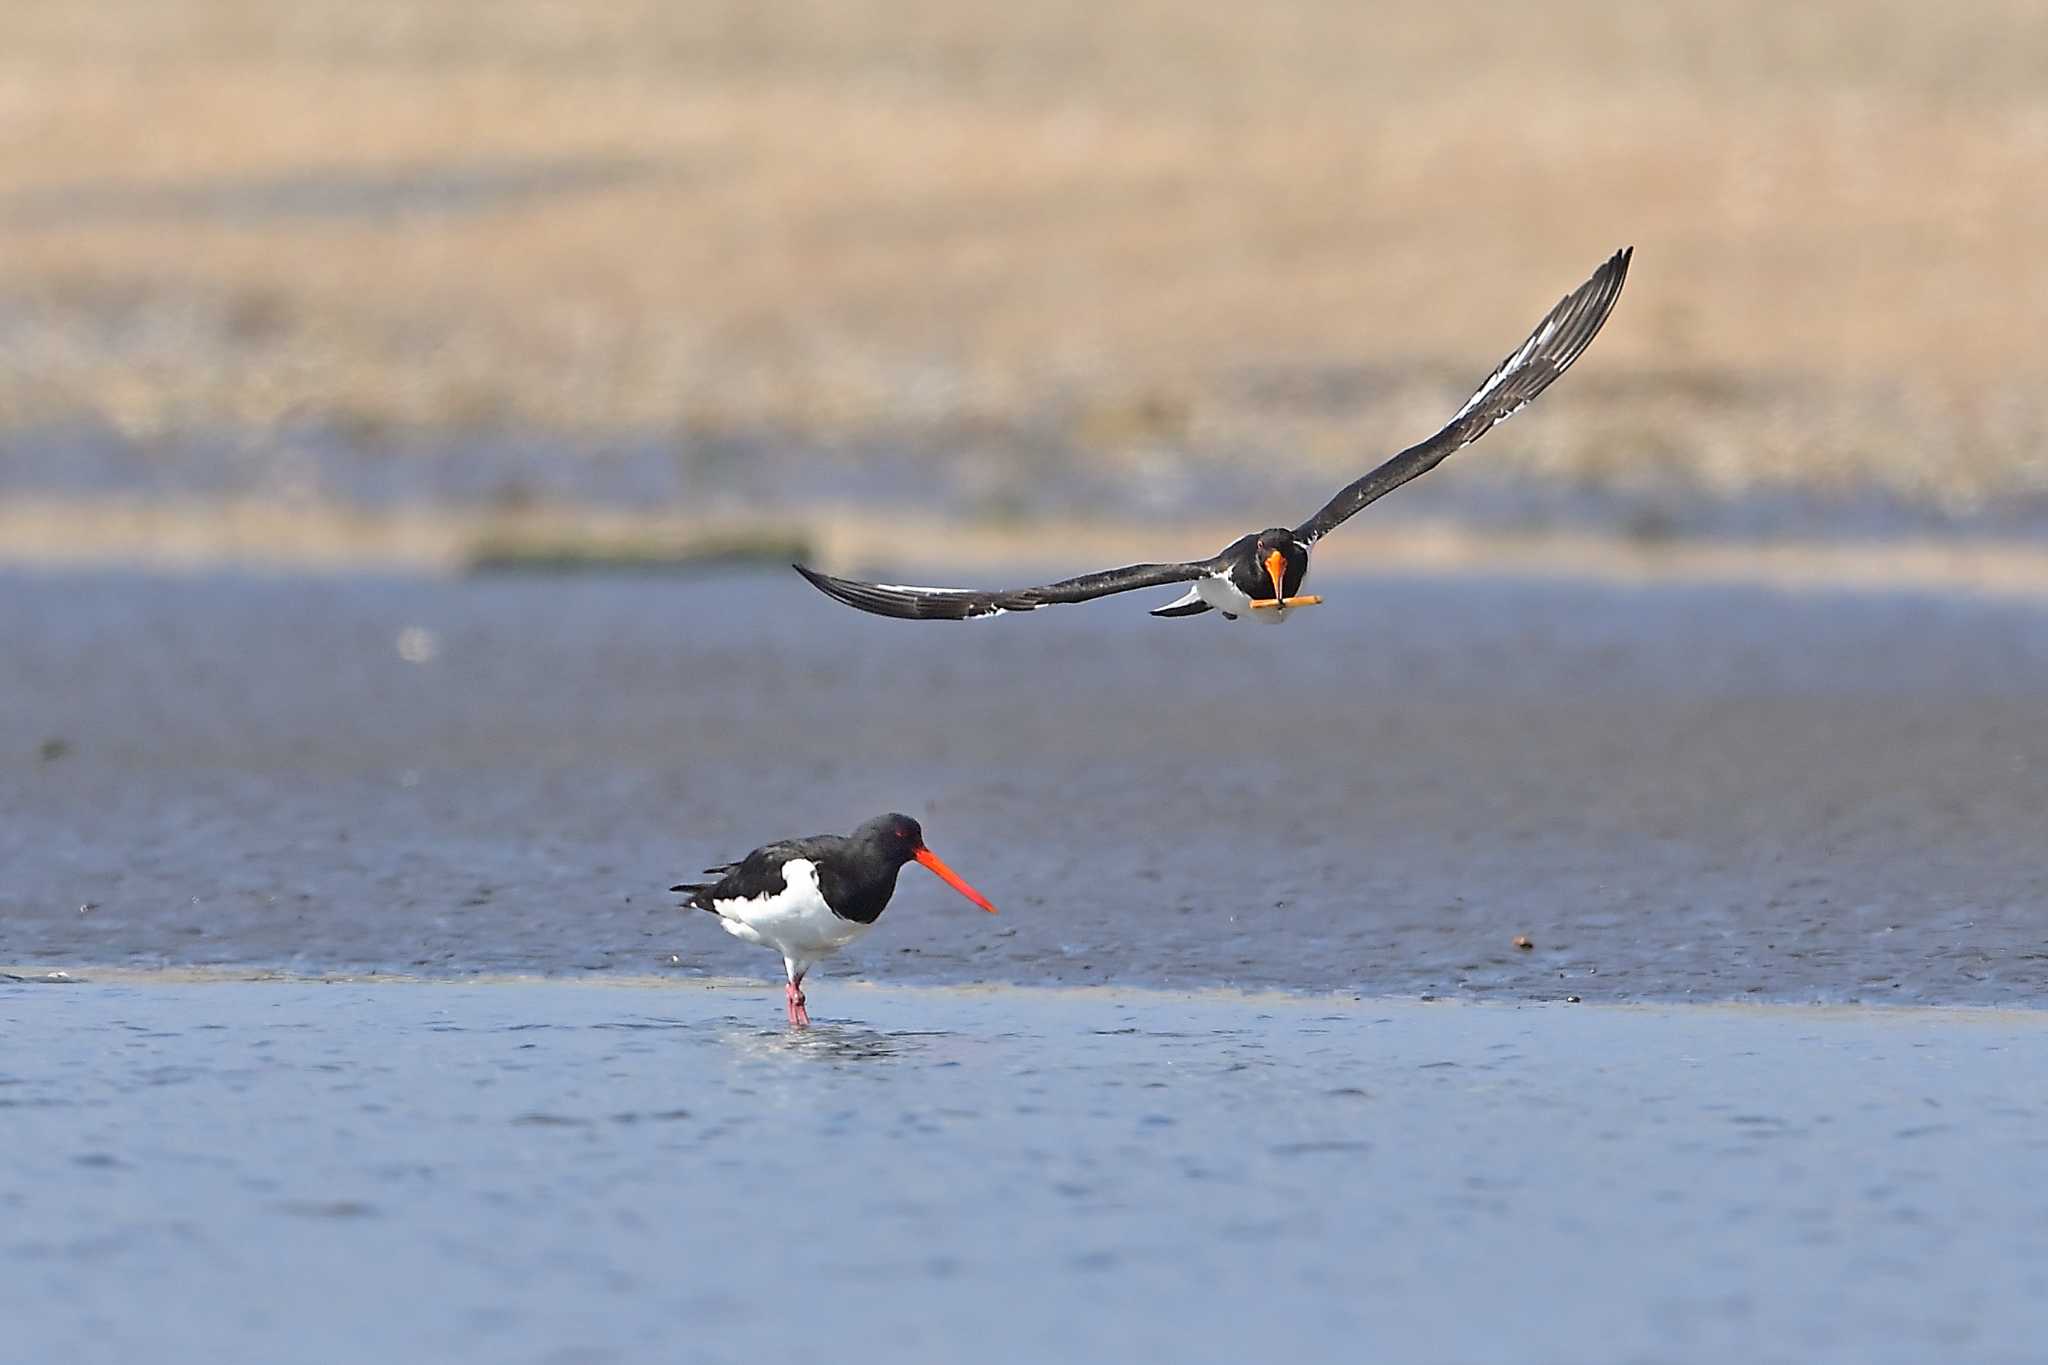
[12,16,2048,1358]
[3,0,2047,573]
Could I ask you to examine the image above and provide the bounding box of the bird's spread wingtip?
[791,562,840,596]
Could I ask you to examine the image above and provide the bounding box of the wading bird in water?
[671,814,997,1027]
[795,247,1630,623]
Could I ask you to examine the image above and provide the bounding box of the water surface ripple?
[4,979,2044,1364]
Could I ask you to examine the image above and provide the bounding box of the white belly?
[1197,575,1293,624]
[712,858,871,963]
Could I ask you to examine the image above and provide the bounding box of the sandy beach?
[2,0,2047,534]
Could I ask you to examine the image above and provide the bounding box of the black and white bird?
[794,247,1630,623]
[671,814,997,1027]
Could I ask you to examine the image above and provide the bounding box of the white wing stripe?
[1451,311,1560,422]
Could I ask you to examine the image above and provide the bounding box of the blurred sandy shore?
[13,494,2048,602]
[0,0,2045,527]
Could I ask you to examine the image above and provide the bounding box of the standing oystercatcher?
[671,814,997,1027]
[794,247,1630,623]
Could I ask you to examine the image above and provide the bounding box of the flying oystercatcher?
[671,814,997,1027]
[795,247,1629,623]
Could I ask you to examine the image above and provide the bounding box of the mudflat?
[4,565,2044,1003]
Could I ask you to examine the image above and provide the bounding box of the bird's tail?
[1149,585,1214,618]
[671,863,739,913]
[669,881,717,912]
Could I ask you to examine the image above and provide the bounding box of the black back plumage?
[670,814,926,926]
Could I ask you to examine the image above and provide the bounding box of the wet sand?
[4,564,2048,1002]
[5,974,2045,1364]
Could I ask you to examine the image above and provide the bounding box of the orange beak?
[1265,548,1288,602]
[914,845,998,913]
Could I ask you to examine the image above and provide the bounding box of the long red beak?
[1265,548,1288,602]
[914,845,998,913]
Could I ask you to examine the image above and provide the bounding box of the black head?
[851,812,997,913]
[1240,528,1308,602]
[855,813,927,867]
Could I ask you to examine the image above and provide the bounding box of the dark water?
[5,976,2046,1364]
[3,566,2048,1003]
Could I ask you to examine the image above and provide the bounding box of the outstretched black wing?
[792,560,1211,621]
[1294,246,1631,546]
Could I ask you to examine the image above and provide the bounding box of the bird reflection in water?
[725,1022,946,1062]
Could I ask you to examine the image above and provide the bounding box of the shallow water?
[4,976,2045,1364]
[3,566,2048,1002]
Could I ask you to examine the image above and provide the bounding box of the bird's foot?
[1248,595,1323,611]
[784,981,811,1029]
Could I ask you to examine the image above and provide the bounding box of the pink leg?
[784,977,811,1029]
